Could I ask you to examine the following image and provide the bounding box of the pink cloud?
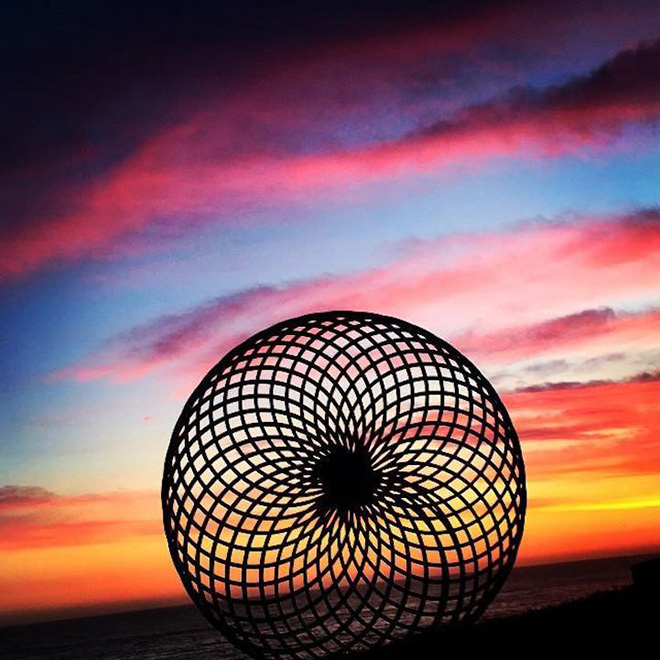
[455,306,660,366]
[52,209,660,390]
[4,39,660,279]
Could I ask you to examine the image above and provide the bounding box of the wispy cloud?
[52,209,660,389]
[506,376,660,477]
[413,37,660,149]
[4,36,660,279]
[0,487,159,550]
[456,306,660,365]
[0,485,54,508]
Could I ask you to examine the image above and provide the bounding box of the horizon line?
[3,547,658,630]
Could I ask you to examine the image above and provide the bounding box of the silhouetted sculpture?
[162,311,526,659]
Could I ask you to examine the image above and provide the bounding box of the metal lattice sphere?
[162,311,526,659]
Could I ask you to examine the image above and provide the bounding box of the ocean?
[2,554,652,660]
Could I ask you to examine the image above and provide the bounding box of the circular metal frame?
[162,311,526,659]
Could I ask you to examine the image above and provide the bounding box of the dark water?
[2,554,652,660]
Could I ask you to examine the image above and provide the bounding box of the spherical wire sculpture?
[162,311,526,659]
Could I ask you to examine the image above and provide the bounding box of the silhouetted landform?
[361,557,660,659]
[631,555,660,596]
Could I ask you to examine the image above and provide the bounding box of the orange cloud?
[0,487,160,551]
[505,377,660,479]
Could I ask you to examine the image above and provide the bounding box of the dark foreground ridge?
[362,557,660,659]
[363,585,656,659]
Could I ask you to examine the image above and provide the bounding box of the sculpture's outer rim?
[161,309,527,659]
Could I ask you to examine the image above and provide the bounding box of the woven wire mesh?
[162,311,526,659]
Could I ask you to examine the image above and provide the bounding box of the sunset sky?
[2,0,659,624]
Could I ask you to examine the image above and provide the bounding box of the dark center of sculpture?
[314,445,379,513]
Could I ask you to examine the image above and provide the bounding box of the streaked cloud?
[506,376,660,471]
[52,209,660,389]
[4,35,660,279]
[0,487,160,551]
